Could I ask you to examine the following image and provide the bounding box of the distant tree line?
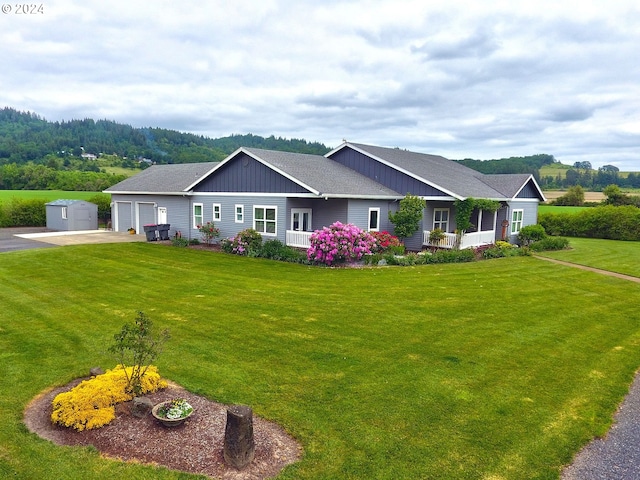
[0,107,330,168]
[456,154,639,190]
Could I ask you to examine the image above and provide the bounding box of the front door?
[291,208,312,231]
[158,207,167,224]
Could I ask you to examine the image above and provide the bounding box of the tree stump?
[223,405,255,469]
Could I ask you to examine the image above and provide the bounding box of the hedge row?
[0,198,46,227]
[539,205,640,241]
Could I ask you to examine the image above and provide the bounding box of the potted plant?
[152,398,194,427]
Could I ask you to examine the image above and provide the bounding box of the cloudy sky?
[1,0,638,169]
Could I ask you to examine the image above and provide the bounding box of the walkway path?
[536,255,640,479]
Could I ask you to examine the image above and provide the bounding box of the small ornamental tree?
[198,221,221,246]
[108,311,170,396]
[307,221,377,266]
[388,194,425,240]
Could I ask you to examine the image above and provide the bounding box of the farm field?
[2,243,640,479]
[0,190,103,202]
[538,205,591,215]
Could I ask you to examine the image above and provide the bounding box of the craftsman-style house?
[105,142,544,249]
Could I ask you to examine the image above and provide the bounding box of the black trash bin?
[143,224,158,241]
[157,224,170,241]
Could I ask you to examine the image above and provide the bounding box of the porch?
[423,230,496,249]
[286,230,313,248]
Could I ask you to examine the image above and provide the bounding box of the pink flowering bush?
[307,222,378,266]
[221,228,262,256]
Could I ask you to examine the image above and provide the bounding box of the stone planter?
[151,400,193,427]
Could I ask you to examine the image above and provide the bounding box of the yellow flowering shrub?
[51,365,167,431]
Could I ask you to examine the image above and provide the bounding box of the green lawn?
[2,244,640,479]
[538,205,591,215]
[535,237,640,278]
[0,190,104,202]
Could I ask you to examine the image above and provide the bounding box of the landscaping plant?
[108,311,170,396]
[221,228,263,255]
[388,193,425,240]
[197,221,220,246]
[51,365,167,431]
[307,221,377,266]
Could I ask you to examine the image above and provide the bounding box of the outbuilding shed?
[45,199,98,231]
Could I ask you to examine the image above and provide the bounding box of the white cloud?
[0,0,638,169]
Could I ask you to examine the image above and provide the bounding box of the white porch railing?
[423,230,496,249]
[286,230,313,248]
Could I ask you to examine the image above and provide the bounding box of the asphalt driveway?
[0,227,146,253]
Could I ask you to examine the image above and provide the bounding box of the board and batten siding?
[194,153,308,194]
[329,148,448,198]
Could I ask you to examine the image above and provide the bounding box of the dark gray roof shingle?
[105,162,219,193]
[345,143,507,199]
[243,148,400,197]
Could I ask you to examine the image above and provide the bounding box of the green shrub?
[171,237,190,247]
[539,206,640,241]
[518,224,547,246]
[258,239,308,263]
[529,237,570,251]
[221,228,263,255]
[427,248,476,264]
[0,198,46,227]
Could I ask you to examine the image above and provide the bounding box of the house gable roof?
[105,162,219,194]
[480,174,546,201]
[190,147,401,198]
[104,143,543,203]
[327,142,538,201]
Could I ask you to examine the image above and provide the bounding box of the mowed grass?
[0,190,103,202]
[538,205,592,215]
[2,244,640,479]
[535,237,640,278]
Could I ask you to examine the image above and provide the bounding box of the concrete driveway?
[0,227,146,253]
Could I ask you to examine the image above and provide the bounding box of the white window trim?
[291,208,313,231]
[235,204,244,223]
[193,203,203,228]
[511,209,524,234]
[368,207,380,231]
[253,205,277,236]
[433,208,450,231]
[61,206,68,220]
[213,203,221,222]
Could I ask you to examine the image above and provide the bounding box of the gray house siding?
[329,147,448,197]
[190,194,288,243]
[111,195,186,235]
[194,153,308,194]
[506,200,539,243]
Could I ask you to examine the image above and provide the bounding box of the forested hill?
[0,107,330,165]
[454,154,557,175]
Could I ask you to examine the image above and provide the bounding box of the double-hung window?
[254,206,277,235]
[433,208,449,231]
[235,205,244,223]
[213,203,221,222]
[193,203,203,228]
[511,209,523,234]
[368,207,380,231]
